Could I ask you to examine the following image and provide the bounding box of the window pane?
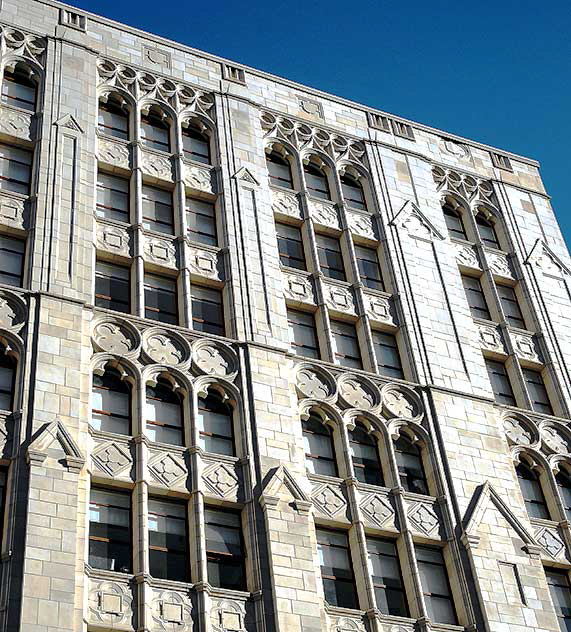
[517,462,550,519]
[144,274,178,324]
[91,370,130,435]
[0,144,32,195]
[350,425,383,485]
[198,392,234,456]
[341,175,366,211]
[186,198,217,246]
[97,172,129,222]
[146,381,183,446]
[148,498,188,582]
[191,285,224,336]
[142,186,174,235]
[462,275,491,320]
[98,102,128,140]
[557,472,571,521]
[276,222,305,270]
[89,488,131,573]
[316,234,345,281]
[394,436,428,494]
[367,538,408,616]
[0,235,25,287]
[205,509,245,591]
[546,569,571,632]
[141,115,170,152]
[523,369,553,415]
[316,528,358,609]
[476,213,500,249]
[304,164,330,200]
[372,331,404,379]
[287,309,319,359]
[485,360,516,406]
[331,320,362,369]
[182,126,210,164]
[303,415,337,477]
[267,152,293,189]
[2,70,37,111]
[416,546,457,625]
[95,261,130,313]
[497,284,526,329]
[355,245,383,290]
[443,205,466,240]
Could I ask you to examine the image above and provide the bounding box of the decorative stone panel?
[92,318,141,358]
[97,137,131,170]
[187,245,223,282]
[455,242,481,271]
[364,291,397,326]
[380,383,424,422]
[0,290,27,333]
[148,449,188,488]
[337,373,381,410]
[150,587,193,631]
[487,250,515,281]
[183,162,216,194]
[211,599,247,632]
[91,437,134,481]
[144,234,177,268]
[503,414,539,447]
[97,222,131,257]
[440,138,471,161]
[202,458,240,501]
[540,422,571,454]
[324,282,356,315]
[511,330,543,365]
[432,166,497,206]
[295,364,337,401]
[0,192,26,230]
[477,322,506,355]
[192,340,239,380]
[141,150,174,182]
[88,574,135,629]
[406,497,443,539]
[347,210,376,240]
[359,489,397,530]
[0,106,33,141]
[308,199,340,230]
[311,480,349,520]
[142,328,191,367]
[283,271,315,306]
[271,188,302,219]
[534,524,568,560]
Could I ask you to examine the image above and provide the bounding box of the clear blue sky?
[73,0,571,248]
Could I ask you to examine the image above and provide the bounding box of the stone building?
[0,0,571,631]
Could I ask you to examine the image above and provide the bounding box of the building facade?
[0,1,571,631]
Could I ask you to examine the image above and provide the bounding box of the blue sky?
[73,0,571,247]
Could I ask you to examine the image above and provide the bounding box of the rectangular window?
[0,144,32,195]
[2,71,36,111]
[144,273,178,324]
[485,359,516,406]
[205,508,246,591]
[391,120,415,140]
[367,538,408,617]
[316,528,358,609]
[523,369,553,415]
[331,320,362,369]
[546,568,571,632]
[95,261,130,313]
[148,498,189,582]
[276,222,305,270]
[497,284,526,329]
[191,285,224,336]
[287,309,320,359]
[142,186,174,235]
[491,152,512,171]
[462,275,491,320]
[98,103,129,140]
[372,331,404,379]
[96,172,130,223]
[186,198,217,246]
[355,244,384,291]
[0,235,25,287]
[316,234,346,281]
[140,116,170,152]
[88,487,131,573]
[416,546,457,625]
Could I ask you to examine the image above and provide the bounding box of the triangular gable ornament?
[525,238,571,278]
[461,481,540,558]
[26,419,85,473]
[54,113,84,134]
[232,167,259,188]
[259,464,312,514]
[390,200,444,242]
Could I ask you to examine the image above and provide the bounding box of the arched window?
[349,423,383,485]
[303,413,337,476]
[98,94,129,140]
[2,63,37,112]
[91,367,131,435]
[141,107,170,152]
[145,378,183,446]
[182,122,211,164]
[266,151,294,189]
[556,468,571,521]
[197,389,235,456]
[476,211,500,249]
[516,460,550,519]
[442,203,467,240]
[304,162,330,200]
[0,349,16,411]
[394,434,429,495]
[341,173,366,211]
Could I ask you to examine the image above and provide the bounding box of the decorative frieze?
[364,291,397,326]
[187,245,223,282]
[380,383,424,422]
[91,438,134,480]
[477,322,506,355]
[141,150,174,182]
[511,330,543,365]
[202,459,240,501]
[406,497,443,538]
[150,588,193,631]
[308,199,340,230]
[0,105,33,141]
[97,222,131,257]
[455,242,481,271]
[359,490,396,530]
[87,574,134,628]
[142,328,191,367]
[283,270,315,306]
[311,480,348,520]
[295,364,337,401]
[432,165,497,206]
[97,137,131,169]
[144,234,177,268]
[324,282,356,315]
[148,449,188,488]
[183,162,216,195]
[486,250,514,281]
[92,318,141,358]
[271,188,302,219]
[337,374,380,410]
[192,339,238,380]
[346,210,376,240]
[0,290,27,333]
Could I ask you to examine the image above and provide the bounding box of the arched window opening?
[442,202,467,241]
[394,434,429,495]
[302,413,337,476]
[91,367,131,435]
[182,121,211,164]
[341,173,366,211]
[98,94,129,140]
[141,107,170,152]
[476,211,500,249]
[266,150,294,189]
[349,423,383,486]
[516,460,550,519]
[145,378,183,446]
[304,161,330,200]
[1,63,37,112]
[197,389,235,456]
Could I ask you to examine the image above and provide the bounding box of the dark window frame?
[144,273,178,325]
[331,320,363,369]
[95,260,131,314]
[476,212,501,249]
[303,414,338,477]
[485,359,516,406]
[140,111,170,153]
[394,434,429,495]
[341,173,366,211]
[516,460,550,520]
[546,568,571,632]
[0,235,25,288]
[191,284,225,336]
[148,497,190,582]
[98,99,129,140]
[145,378,184,446]
[181,123,211,164]
[2,66,37,112]
[523,368,554,416]
[266,151,294,189]
[96,171,130,223]
[443,203,467,241]
[316,233,346,281]
[276,222,306,270]
[287,308,320,359]
[316,527,359,609]
[416,545,458,625]
[355,244,384,291]
[462,274,492,321]
[304,162,331,200]
[91,367,131,436]
[372,330,404,379]
[186,197,217,246]
[367,536,409,617]
[205,508,247,591]
[349,422,384,486]
[197,389,235,457]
